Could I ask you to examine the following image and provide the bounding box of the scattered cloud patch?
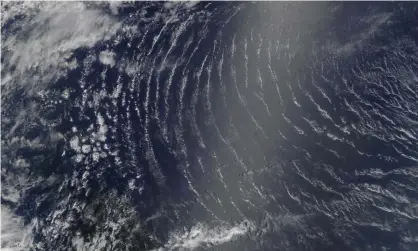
[1,2,122,97]
[99,50,116,67]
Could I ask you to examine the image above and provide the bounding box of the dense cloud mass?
[1,2,418,251]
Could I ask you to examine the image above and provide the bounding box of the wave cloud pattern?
[2,2,418,251]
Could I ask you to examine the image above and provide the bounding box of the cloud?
[332,12,393,55]
[1,2,121,97]
[159,220,252,250]
[99,50,116,67]
[1,207,33,251]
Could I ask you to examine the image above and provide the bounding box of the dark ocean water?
[2,2,418,251]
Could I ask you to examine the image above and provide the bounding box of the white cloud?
[1,2,122,97]
[160,220,252,250]
[99,50,116,67]
[1,207,33,251]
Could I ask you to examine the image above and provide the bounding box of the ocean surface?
[2,2,418,251]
